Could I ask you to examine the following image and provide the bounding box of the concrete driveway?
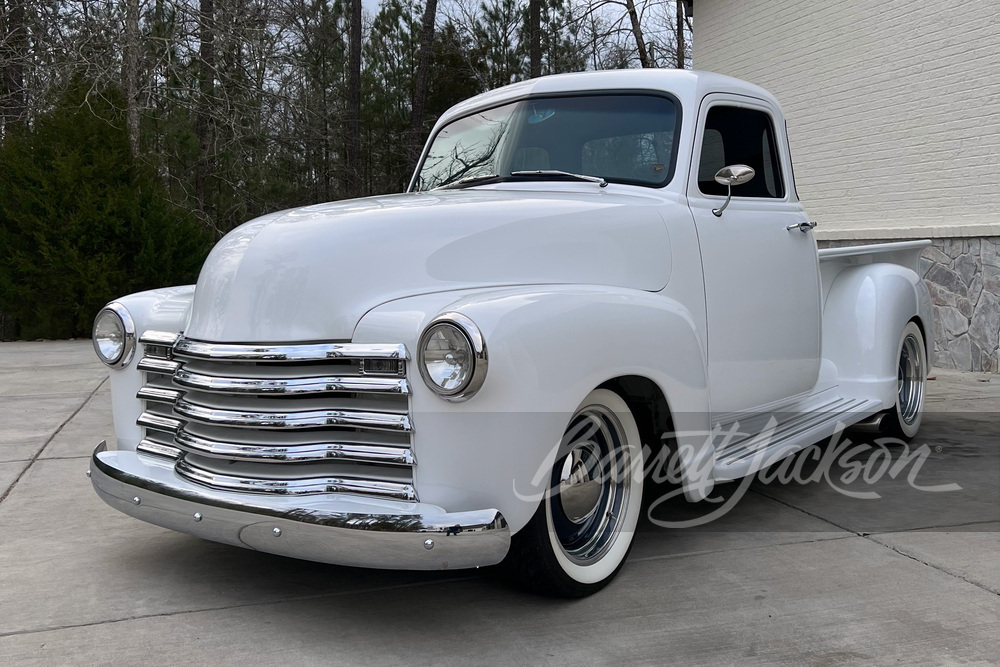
[1,340,997,665]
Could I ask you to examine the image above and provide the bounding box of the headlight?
[92,303,136,368]
[417,312,488,401]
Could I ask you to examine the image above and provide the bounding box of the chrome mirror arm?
[712,183,732,217]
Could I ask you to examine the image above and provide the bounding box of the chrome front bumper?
[89,443,510,570]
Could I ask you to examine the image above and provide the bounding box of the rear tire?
[884,321,927,440]
[502,389,644,597]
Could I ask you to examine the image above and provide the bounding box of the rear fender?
[822,264,932,406]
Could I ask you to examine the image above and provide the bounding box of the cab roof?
[434,69,781,129]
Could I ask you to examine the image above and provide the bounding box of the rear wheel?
[503,389,644,597]
[884,321,927,440]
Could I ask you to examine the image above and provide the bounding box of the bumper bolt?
[132,497,141,505]
[273,528,282,537]
[423,539,434,550]
[193,513,202,522]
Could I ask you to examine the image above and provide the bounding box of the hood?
[185,188,672,342]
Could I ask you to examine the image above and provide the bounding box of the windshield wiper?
[436,173,503,190]
[510,170,608,188]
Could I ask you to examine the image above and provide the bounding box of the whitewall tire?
[886,321,927,440]
[503,388,644,597]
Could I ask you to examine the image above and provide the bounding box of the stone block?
[983,238,1000,268]
[968,238,981,256]
[944,239,964,258]
[955,253,979,286]
[935,305,968,338]
[957,297,974,319]
[968,291,1000,356]
[983,265,1000,295]
[921,245,953,267]
[925,264,968,299]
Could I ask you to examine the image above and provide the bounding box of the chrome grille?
[135,331,415,502]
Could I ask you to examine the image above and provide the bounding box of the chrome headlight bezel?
[92,302,136,369]
[417,312,488,402]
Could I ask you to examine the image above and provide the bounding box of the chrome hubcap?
[897,333,924,425]
[550,406,632,564]
[558,442,604,522]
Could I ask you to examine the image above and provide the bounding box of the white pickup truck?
[89,70,933,597]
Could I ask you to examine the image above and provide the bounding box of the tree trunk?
[529,0,541,78]
[624,0,649,68]
[196,0,215,214]
[2,0,26,127]
[675,0,685,69]
[124,0,140,156]
[345,0,362,198]
[407,0,438,179]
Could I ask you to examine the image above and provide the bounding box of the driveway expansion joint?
[0,376,107,506]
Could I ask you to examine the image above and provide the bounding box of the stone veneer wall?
[818,237,1000,373]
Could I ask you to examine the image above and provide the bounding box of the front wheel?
[884,321,927,440]
[502,388,644,597]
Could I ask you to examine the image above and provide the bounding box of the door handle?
[786,221,818,233]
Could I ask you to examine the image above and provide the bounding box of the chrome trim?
[174,429,414,465]
[137,412,183,434]
[137,357,181,374]
[173,398,412,432]
[173,368,410,396]
[174,339,408,362]
[137,439,182,459]
[417,312,489,402]
[136,386,182,404]
[90,443,510,570]
[139,330,180,346]
[176,458,417,501]
[93,302,137,369]
[786,221,818,233]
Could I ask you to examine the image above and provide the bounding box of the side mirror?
[712,164,755,217]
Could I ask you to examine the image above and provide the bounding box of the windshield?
[414,94,679,191]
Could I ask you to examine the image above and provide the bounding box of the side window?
[698,106,785,198]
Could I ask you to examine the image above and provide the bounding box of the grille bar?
[139,330,180,346]
[173,398,412,432]
[174,428,414,465]
[136,386,182,404]
[137,411,183,434]
[174,339,408,362]
[176,458,417,501]
[173,368,409,396]
[138,357,181,374]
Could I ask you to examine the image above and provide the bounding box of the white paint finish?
[687,93,822,413]
[353,284,714,532]
[821,262,931,407]
[93,72,937,565]
[692,0,1000,238]
[185,188,673,343]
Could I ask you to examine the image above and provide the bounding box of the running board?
[713,397,882,481]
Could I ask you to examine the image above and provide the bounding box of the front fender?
[353,285,712,534]
[822,264,932,406]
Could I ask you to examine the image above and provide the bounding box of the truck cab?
[89,70,933,597]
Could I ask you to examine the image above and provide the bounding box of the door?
[688,95,822,415]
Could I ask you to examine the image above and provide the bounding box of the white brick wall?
[692,0,1000,240]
